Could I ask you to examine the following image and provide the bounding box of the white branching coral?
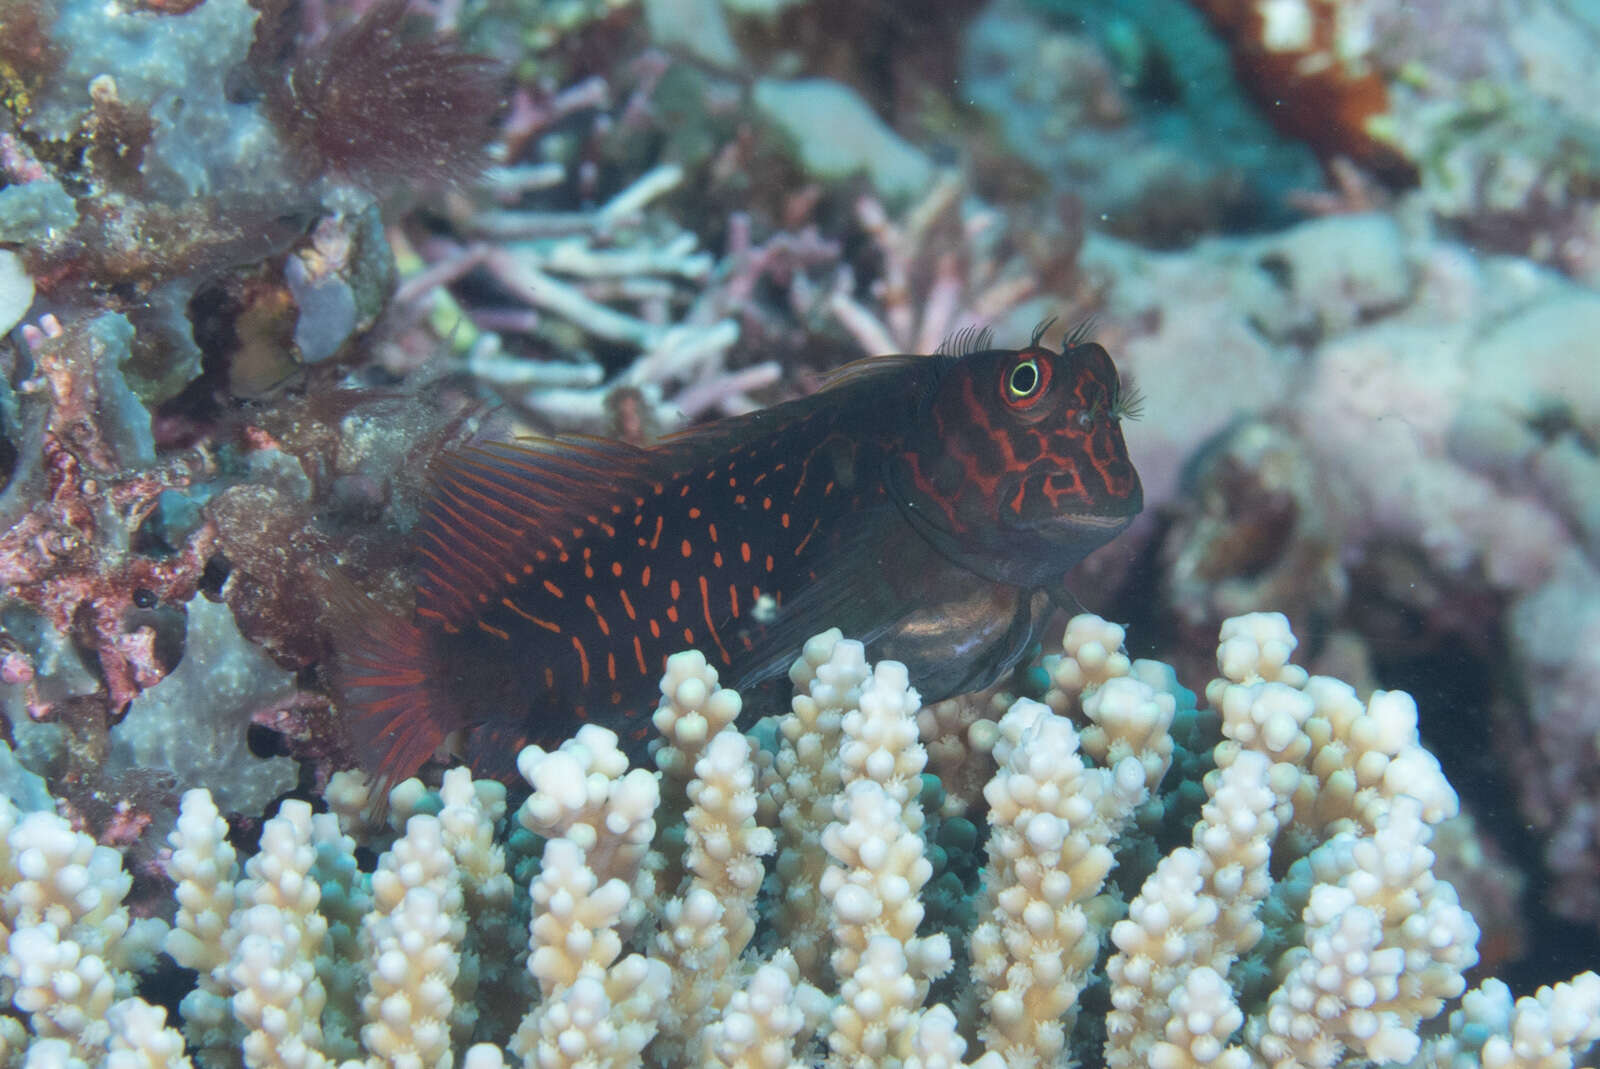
[1044,612,1134,710]
[915,685,1006,818]
[1106,750,1284,1069]
[650,714,778,1061]
[701,953,820,1069]
[653,649,745,786]
[0,799,173,1064]
[1254,795,1480,1068]
[816,657,954,1066]
[1414,973,1600,1069]
[0,614,1595,1069]
[164,790,237,978]
[361,814,463,1068]
[759,628,873,983]
[971,697,1146,1067]
[516,722,660,909]
[513,835,668,1066]
[1,804,162,970]
[437,767,516,1041]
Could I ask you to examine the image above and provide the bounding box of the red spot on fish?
[699,574,730,665]
[584,594,610,637]
[794,518,820,557]
[571,635,590,685]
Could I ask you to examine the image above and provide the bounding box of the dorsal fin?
[812,351,932,390]
[416,436,660,626]
[937,325,995,356]
[414,351,933,628]
[619,352,929,478]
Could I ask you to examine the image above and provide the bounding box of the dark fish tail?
[324,572,463,793]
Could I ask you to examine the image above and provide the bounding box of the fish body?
[342,330,1143,783]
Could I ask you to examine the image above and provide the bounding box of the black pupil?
[1011,362,1038,395]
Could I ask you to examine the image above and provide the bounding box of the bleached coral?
[0,615,1595,1069]
[972,697,1145,1066]
[1106,750,1282,1069]
[758,628,871,982]
[0,802,176,1063]
[516,723,660,894]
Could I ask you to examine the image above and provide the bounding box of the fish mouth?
[1005,507,1136,551]
[1052,509,1137,531]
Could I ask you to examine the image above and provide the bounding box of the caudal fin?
[322,571,462,795]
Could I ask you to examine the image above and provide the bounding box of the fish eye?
[1002,353,1051,408]
[1010,361,1038,396]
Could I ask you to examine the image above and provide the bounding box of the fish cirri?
[340,326,1144,784]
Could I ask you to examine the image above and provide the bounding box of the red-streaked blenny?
[340,324,1143,783]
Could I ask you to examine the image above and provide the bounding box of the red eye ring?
[1002,350,1053,409]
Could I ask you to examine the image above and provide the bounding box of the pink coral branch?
[501,78,611,159]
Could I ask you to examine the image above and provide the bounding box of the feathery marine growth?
[339,327,1144,784]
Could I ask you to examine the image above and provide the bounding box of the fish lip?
[1053,509,1137,530]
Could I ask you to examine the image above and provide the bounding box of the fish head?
[888,338,1143,588]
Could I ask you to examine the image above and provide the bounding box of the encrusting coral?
[2,614,1597,1068]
